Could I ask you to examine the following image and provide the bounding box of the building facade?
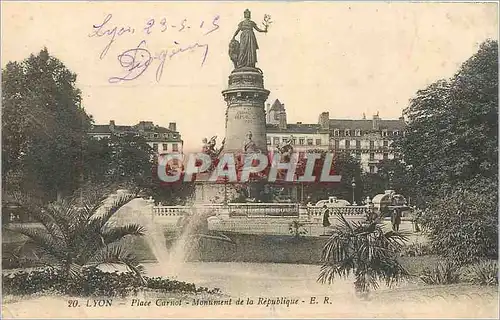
[265,99,405,173]
[265,99,330,152]
[89,120,183,154]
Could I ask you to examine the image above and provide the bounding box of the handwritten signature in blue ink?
[108,40,209,83]
[89,14,135,59]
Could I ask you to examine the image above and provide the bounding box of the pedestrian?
[413,208,422,232]
[391,208,402,231]
[322,205,331,227]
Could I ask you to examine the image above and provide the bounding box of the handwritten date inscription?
[88,13,220,83]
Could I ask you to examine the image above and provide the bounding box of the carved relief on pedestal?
[223,90,268,107]
[228,71,264,88]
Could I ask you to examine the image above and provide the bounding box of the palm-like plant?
[318,214,409,295]
[5,189,146,282]
[289,220,307,238]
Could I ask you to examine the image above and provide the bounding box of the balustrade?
[153,202,370,218]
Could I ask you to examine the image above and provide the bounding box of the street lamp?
[351,177,356,205]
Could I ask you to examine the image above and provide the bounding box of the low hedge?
[3,267,220,297]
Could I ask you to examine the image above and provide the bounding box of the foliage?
[419,260,460,285]
[2,48,92,200]
[84,134,155,185]
[3,267,220,297]
[419,187,498,265]
[460,260,498,286]
[396,40,498,205]
[361,159,412,199]
[296,150,363,204]
[5,188,146,280]
[289,220,308,238]
[400,242,434,257]
[318,214,409,294]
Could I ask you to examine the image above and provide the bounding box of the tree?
[2,48,92,200]
[106,133,155,186]
[360,159,412,200]
[318,214,409,295]
[5,188,146,281]
[419,183,498,265]
[82,136,113,184]
[397,40,498,204]
[297,150,363,204]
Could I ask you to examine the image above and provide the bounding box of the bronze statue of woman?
[231,9,268,69]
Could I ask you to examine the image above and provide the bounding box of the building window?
[307,138,313,146]
[316,139,321,146]
[273,137,280,145]
[152,143,158,152]
[345,129,351,136]
[267,137,271,145]
[369,153,375,161]
[333,129,339,137]
[334,140,339,149]
[153,133,159,138]
[299,138,305,145]
[356,140,361,149]
[393,130,400,136]
[345,140,350,149]
[172,143,179,152]
[355,151,361,159]
[161,143,167,151]
[382,130,388,137]
[355,129,361,137]
[383,153,389,160]
[369,165,375,174]
[292,138,297,145]
[383,140,388,147]
[370,140,374,149]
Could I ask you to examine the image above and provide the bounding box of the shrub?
[289,220,308,238]
[419,261,460,285]
[3,267,220,297]
[420,187,498,265]
[400,242,434,257]
[461,260,498,286]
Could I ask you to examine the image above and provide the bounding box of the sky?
[2,1,498,152]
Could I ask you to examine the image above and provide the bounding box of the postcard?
[1,1,498,318]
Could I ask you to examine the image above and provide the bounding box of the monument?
[222,9,271,153]
[195,10,272,203]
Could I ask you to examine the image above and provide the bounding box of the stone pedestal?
[222,67,270,153]
[194,182,239,204]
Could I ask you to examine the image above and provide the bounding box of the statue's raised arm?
[229,9,272,69]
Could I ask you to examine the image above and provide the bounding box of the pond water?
[144,262,355,297]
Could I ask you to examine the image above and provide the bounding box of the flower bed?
[3,267,220,297]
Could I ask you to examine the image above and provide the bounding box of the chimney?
[168,122,177,132]
[109,120,115,131]
[372,112,380,130]
[318,112,329,130]
[278,111,287,130]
